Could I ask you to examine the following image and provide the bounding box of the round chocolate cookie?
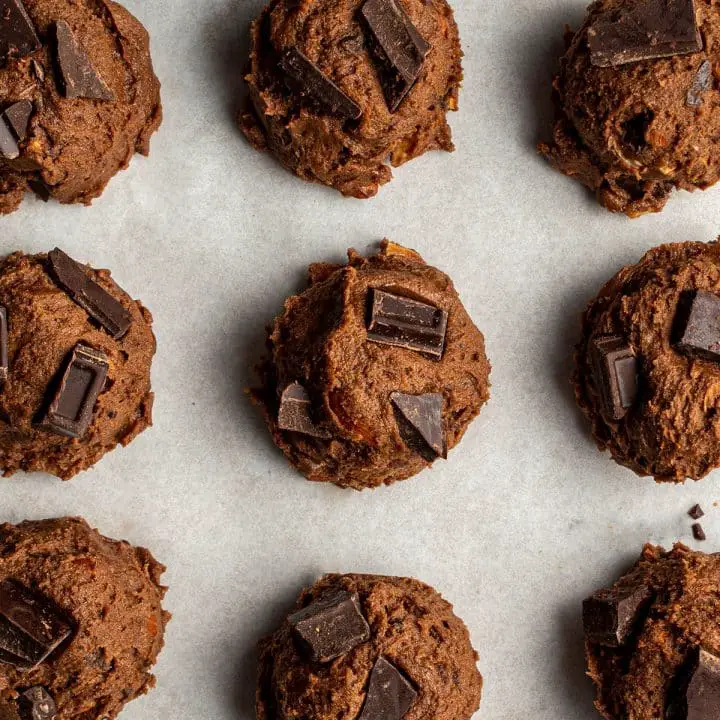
[0,249,155,480]
[0,0,161,215]
[583,543,720,719]
[240,0,462,198]
[0,516,169,720]
[539,0,720,217]
[252,240,490,490]
[257,573,482,720]
[573,241,720,482]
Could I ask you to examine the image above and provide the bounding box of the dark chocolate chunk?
[0,117,18,159]
[289,590,370,662]
[358,656,417,720]
[361,0,430,111]
[0,580,73,669]
[20,687,56,720]
[0,0,40,66]
[277,382,331,439]
[693,523,706,541]
[366,289,447,358]
[583,581,651,646]
[3,100,31,141]
[588,0,702,68]
[689,504,705,520]
[28,178,50,201]
[43,344,108,439]
[590,335,638,421]
[673,290,720,362]
[390,391,445,458]
[0,307,8,382]
[54,20,114,101]
[687,59,713,107]
[280,46,361,121]
[668,648,720,720]
[47,248,132,339]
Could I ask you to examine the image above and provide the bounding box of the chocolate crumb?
[692,523,706,541]
[689,504,705,520]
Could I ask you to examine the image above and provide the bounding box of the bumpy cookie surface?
[0,0,161,214]
[0,516,169,720]
[240,0,462,198]
[0,251,155,479]
[539,0,720,217]
[584,543,720,719]
[257,573,482,720]
[574,241,720,482]
[253,241,490,490]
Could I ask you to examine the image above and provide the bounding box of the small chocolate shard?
[358,656,417,720]
[583,581,651,646]
[366,289,447,358]
[361,0,430,111]
[31,58,44,83]
[20,687,56,720]
[280,46,361,121]
[0,0,40,66]
[55,20,114,101]
[0,580,73,669]
[289,590,370,662]
[278,382,331,439]
[693,523,706,541]
[674,290,720,362]
[588,0,702,68]
[47,248,132,339]
[687,59,713,107]
[0,307,8,382]
[590,335,638,421]
[390,391,445,458]
[3,100,31,141]
[43,344,108,439]
[689,504,705,520]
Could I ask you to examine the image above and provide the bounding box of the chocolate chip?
[0,579,73,670]
[288,590,370,663]
[0,307,8,382]
[43,344,109,439]
[19,687,56,720]
[689,504,705,520]
[47,248,132,339]
[583,581,651,646]
[277,382,331,439]
[673,290,720,362]
[589,336,638,421]
[0,0,40,66]
[280,46,361,121]
[687,59,713,107]
[588,0,702,67]
[54,20,114,101]
[358,656,417,720]
[3,100,32,141]
[366,289,447,358]
[693,523,706,541]
[390,391,445,458]
[360,0,429,111]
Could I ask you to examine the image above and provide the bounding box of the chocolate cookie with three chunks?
[0,250,155,480]
[240,0,463,198]
[574,241,720,482]
[257,574,482,720]
[252,240,490,490]
[584,543,720,720]
[539,0,720,217]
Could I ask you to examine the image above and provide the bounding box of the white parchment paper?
[1,0,719,717]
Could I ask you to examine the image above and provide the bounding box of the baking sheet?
[2,0,719,717]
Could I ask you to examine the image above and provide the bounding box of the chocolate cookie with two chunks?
[252,240,491,490]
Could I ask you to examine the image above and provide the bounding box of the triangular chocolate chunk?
[55,20,114,101]
[0,0,40,66]
[278,382,332,439]
[3,100,32,141]
[358,656,417,720]
[390,391,445,458]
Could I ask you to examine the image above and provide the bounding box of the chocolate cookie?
[0,249,155,480]
[240,0,462,198]
[572,241,720,482]
[0,0,161,214]
[252,240,490,490]
[257,573,482,720]
[0,516,169,720]
[583,543,720,719]
[539,0,720,217]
